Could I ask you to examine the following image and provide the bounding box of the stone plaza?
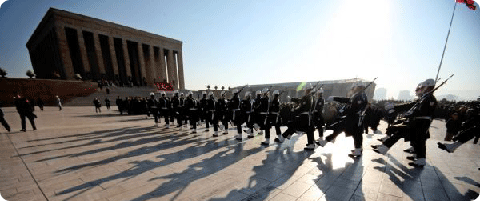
[0,106,479,201]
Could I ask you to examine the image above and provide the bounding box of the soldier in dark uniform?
[14,95,37,131]
[262,90,282,145]
[179,93,187,127]
[235,92,253,139]
[373,79,437,167]
[185,92,199,133]
[228,90,241,138]
[214,92,229,136]
[245,91,262,137]
[37,98,44,111]
[147,93,159,127]
[171,91,182,127]
[275,85,314,150]
[158,91,171,128]
[312,89,326,146]
[322,82,368,156]
[199,91,208,125]
[0,102,11,132]
[206,92,216,134]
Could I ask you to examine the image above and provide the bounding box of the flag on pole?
[456,0,479,10]
[297,82,306,91]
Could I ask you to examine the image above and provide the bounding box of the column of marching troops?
[140,78,479,167]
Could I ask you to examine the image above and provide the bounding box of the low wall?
[0,78,98,106]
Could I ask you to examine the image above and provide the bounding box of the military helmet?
[202,91,207,95]
[208,91,214,96]
[422,79,435,87]
[245,91,251,98]
[161,91,166,95]
[256,90,261,95]
[188,91,193,96]
[262,88,269,94]
[273,90,279,95]
[317,88,324,94]
[150,92,155,96]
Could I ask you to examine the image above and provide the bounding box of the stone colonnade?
[27,8,185,90]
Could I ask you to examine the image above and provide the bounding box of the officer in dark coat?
[116,96,123,114]
[245,91,262,136]
[227,90,241,138]
[0,102,11,132]
[374,79,437,167]
[322,82,368,156]
[214,92,229,136]
[94,98,102,113]
[199,91,208,125]
[14,95,37,131]
[105,98,111,110]
[158,91,170,128]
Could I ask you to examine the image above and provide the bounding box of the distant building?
[398,90,411,101]
[229,78,376,102]
[374,88,386,100]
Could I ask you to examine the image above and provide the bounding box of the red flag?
[456,0,479,10]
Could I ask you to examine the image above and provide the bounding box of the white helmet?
[245,91,251,98]
[262,88,269,94]
[150,92,155,96]
[208,91,214,96]
[161,91,166,95]
[317,88,324,94]
[422,79,435,87]
[174,90,179,94]
[306,83,314,90]
[202,91,207,95]
[273,90,279,95]
[233,89,238,94]
[352,81,366,89]
[256,90,261,95]
[180,93,184,97]
[188,91,193,96]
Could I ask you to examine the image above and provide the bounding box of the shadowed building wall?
[26,8,185,89]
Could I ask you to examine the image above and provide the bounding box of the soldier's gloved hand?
[388,109,395,114]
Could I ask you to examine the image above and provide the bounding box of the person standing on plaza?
[37,97,44,111]
[56,95,62,111]
[105,98,111,110]
[14,95,37,131]
[0,102,11,132]
[94,98,102,113]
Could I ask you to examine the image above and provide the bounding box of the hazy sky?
[1,0,479,100]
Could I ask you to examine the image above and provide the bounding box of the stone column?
[137,43,147,86]
[54,24,75,79]
[176,51,185,90]
[148,45,156,84]
[166,50,176,89]
[93,32,106,75]
[159,48,167,83]
[108,37,119,76]
[172,51,179,90]
[77,29,91,76]
[122,39,131,78]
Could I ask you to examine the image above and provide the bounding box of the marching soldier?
[215,91,229,135]
[179,93,187,126]
[0,102,11,132]
[206,92,216,134]
[373,79,437,167]
[158,91,170,128]
[200,91,208,126]
[14,95,37,131]
[171,91,182,127]
[275,84,315,151]
[262,90,282,145]
[322,82,368,157]
[235,92,253,139]
[228,90,241,138]
[185,92,199,133]
[246,90,262,136]
[147,93,159,127]
[311,89,326,146]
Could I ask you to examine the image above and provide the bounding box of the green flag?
[297,82,306,91]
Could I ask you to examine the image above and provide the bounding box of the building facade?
[26,8,185,89]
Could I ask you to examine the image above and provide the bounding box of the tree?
[0,68,6,78]
[221,86,225,91]
[214,86,218,91]
[207,85,210,90]
[26,70,35,78]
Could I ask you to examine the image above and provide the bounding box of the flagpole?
[435,2,458,86]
